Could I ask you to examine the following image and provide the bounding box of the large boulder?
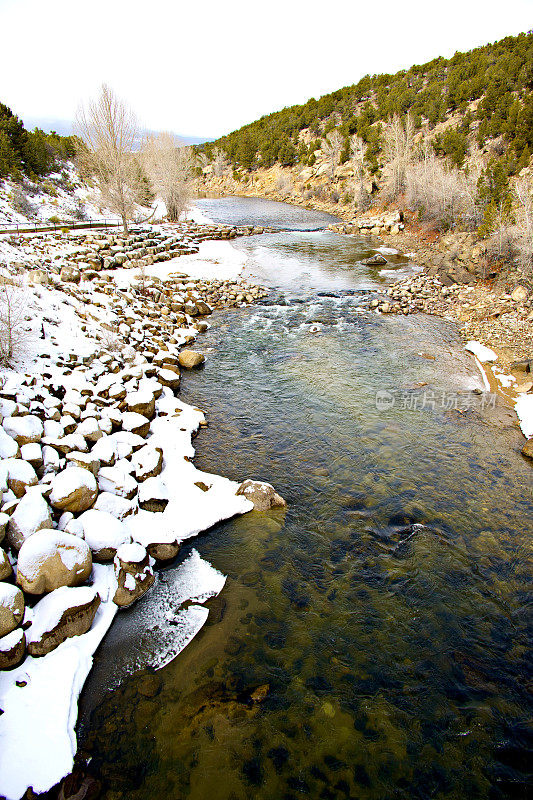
[17,530,92,594]
[0,628,26,670]
[3,415,43,446]
[236,480,287,511]
[178,350,205,369]
[7,489,53,550]
[76,509,131,561]
[26,586,101,656]
[49,467,98,513]
[0,583,25,638]
[113,542,155,607]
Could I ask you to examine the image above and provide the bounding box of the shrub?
[11,186,36,218]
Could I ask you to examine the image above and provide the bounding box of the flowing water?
[80,198,532,800]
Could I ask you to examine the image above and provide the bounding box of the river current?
[80,198,532,800]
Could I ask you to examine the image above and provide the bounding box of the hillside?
[199,31,533,230]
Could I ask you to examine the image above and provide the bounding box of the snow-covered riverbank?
[0,220,284,799]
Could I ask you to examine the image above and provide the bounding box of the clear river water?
[79,197,532,800]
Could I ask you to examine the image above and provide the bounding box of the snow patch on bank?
[0,566,117,800]
[515,394,533,439]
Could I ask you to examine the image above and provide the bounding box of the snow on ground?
[0,565,118,800]
[0,219,256,800]
[464,340,498,363]
[515,394,533,439]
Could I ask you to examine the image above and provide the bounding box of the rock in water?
[113,542,155,607]
[236,480,287,511]
[362,254,387,266]
[178,349,206,369]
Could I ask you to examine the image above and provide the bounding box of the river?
[79,197,533,800]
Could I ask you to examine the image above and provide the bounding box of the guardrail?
[0,218,123,236]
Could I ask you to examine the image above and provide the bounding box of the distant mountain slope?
[203,31,533,184]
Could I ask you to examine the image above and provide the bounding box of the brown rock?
[27,586,101,656]
[178,350,205,369]
[236,479,287,511]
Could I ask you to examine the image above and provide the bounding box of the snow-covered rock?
[26,586,101,657]
[17,530,92,594]
[49,467,98,513]
[0,458,38,498]
[0,428,19,459]
[236,479,287,511]
[121,411,151,438]
[97,465,138,500]
[76,509,130,561]
[113,542,154,607]
[2,415,43,446]
[138,476,169,512]
[131,444,163,482]
[0,584,24,638]
[7,489,53,550]
[0,627,25,670]
[93,491,136,520]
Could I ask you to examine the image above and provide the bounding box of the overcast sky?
[1,0,532,139]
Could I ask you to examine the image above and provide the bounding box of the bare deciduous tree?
[383,112,415,199]
[405,139,482,231]
[515,176,533,278]
[143,132,195,222]
[350,135,370,211]
[321,129,344,180]
[0,279,28,366]
[75,84,143,234]
[212,147,228,178]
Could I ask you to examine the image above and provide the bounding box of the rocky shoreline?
[0,221,285,800]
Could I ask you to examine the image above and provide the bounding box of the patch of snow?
[465,341,497,363]
[0,566,117,800]
[515,394,533,439]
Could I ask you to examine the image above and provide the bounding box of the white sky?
[0,0,532,139]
